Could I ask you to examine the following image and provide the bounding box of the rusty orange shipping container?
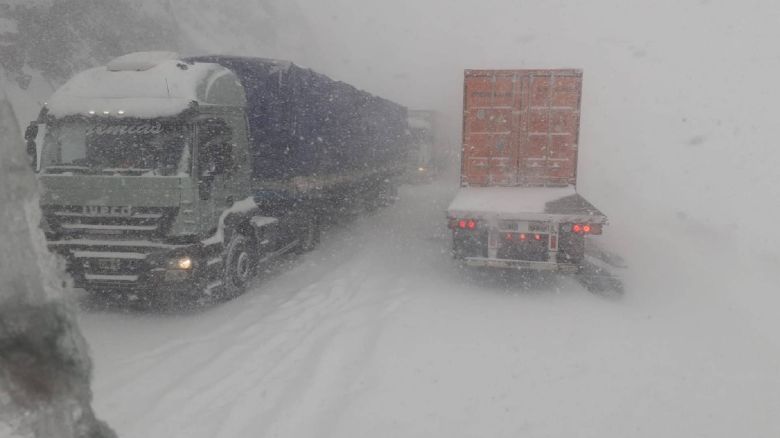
[461,69,583,187]
[447,68,616,285]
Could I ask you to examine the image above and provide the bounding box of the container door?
[516,72,582,186]
[462,73,518,186]
[463,69,582,187]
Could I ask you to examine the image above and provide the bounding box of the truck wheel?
[222,233,256,298]
[297,217,321,253]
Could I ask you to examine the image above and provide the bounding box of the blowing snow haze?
[2,0,780,437]
[142,0,780,256]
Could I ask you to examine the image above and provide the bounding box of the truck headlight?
[176,256,193,270]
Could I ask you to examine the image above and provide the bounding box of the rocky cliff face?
[0,90,115,437]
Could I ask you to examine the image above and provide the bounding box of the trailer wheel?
[222,233,256,298]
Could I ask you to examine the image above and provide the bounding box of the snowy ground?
[79,177,780,438]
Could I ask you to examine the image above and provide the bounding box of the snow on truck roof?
[47,51,246,119]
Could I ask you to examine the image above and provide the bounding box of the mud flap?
[574,256,625,298]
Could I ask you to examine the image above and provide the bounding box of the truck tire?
[222,233,256,298]
[297,217,321,253]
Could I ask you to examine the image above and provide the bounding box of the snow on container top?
[47,51,245,119]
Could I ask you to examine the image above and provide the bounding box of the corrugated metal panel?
[462,69,583,187]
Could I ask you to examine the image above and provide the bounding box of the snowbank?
[0,91,115,437]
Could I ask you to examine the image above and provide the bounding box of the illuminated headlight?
[173,256,193,270]
[177,256,193,270]
[417,167,426,172]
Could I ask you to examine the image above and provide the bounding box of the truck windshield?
[39,120,192,176]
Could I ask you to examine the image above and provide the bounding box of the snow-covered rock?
[0,90,115,438]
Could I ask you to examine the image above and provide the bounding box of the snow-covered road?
[80,179,780,438]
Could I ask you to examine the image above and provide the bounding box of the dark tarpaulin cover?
[186,56,409,183]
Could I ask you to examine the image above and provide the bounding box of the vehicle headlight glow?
[176,256,193,270]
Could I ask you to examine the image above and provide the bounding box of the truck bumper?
[46,240,223,300]
[464,257,579,273]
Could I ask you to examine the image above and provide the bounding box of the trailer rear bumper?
[464,257,578,273]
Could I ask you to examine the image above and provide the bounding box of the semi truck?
[447,69,611,277]
[406,109,436,182]
[25,51,409,303]
[405,109,454,182]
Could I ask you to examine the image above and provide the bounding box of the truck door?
[196,119,234,235]
[519,73,582,186]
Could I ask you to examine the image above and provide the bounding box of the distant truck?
[405,109,454,182]
[26,52,408,303]
[406,109,437,182]
[447,69,606,272]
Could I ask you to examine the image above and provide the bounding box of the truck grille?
[42,206,181,286]
[43,206,177,240]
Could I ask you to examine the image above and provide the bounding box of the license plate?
[528,222,550,232]
[97,259,121,272]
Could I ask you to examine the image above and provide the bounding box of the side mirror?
[201,142,233,177]
[198,164,215,200]
[24,122,38,167]
[198,175,213,200]
[213,143,233,175]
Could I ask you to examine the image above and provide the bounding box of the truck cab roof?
[46,52,246,120]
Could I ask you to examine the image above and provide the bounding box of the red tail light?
[453,218,478,230]
[534,234,541,241]
[519,233,527,240]
[569,223,603,235]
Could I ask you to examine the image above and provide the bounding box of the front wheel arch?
[221,232,256,298]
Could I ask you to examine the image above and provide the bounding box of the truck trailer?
[447,69,610,276]
[26,51,409,303]
[405,109,454,182]
[406,109,436,182]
